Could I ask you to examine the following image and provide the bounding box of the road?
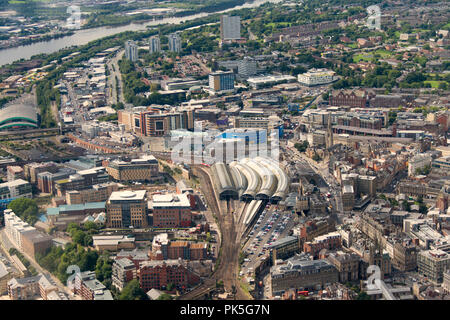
[107,50,125,105]
[284,143,344,215]
[0,228,76,299]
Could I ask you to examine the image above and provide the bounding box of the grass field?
[424,80,448,88]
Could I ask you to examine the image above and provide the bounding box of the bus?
[298,291,309,297]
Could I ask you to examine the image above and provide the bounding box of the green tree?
[8,198,39,225]
[119,279,148,300]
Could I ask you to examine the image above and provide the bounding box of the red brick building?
[303,232,342,258]
[330,89,373,108]
[139,260,200,291]
[150,194,192,228]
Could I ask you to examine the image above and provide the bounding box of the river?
[0,0,282,67]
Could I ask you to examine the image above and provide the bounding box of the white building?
[3,210,35,250]
[0,179,32,201]
[297,68,337,86]
[125,40,138,62]
[220,15,241,40]
[238,57,257,77]
[408,153,432,176]
[168,33,182,53]
[149,35,161,54]
[247,74,296,89]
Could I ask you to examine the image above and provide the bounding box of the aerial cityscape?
[0,0,450,304]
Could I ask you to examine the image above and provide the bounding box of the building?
[92,235,136,252]
[21,230,53,258]
[247,75,297,89]
[72,271,113,300]
[150,193,192,228]
[268,236,300,265]
[66,182,119,205]
[149,35,161,53]
[392,241,418,272]
[139,260,200,291]
[7,273,62,300]
[3,210,52,257]
[24,162,58,184]
[238,57,257,77]
[220,15,241,40]
[54,167,109,196]
[270,257,338,295]
[0,179,32,207]
[112,258,136,291]
[299,218,336,247]
[208,71,235,92]
[106,155,159,182]
[408,153,432,176]
[125,40,138,62]
[106,190,148,228]
[297,68,337,86]
[303,232,342,258]
[168,33,182,53]
[330,89,373,108]
[443,270,450,294]
[417,249,450,284]
[0,104,38,130]
[0,260,13,295]
[326,251,361,283]
[119,108,194,137]
[7,166,24,182]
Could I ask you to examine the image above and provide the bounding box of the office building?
[125,40,138,62]
[408,153,432,176]
[238,57,257,77]
[65,182,119,205]
[268,236,300,265]
[149,35,161,53]
[0,179,32,207]
[54,167,109,196]
[220,15,241,40]
[106,155,159,182]
[298,68,337,86]
[168,33,182,53]
[208,71,235,92]
[271,257,338,295]
[106,190,148,228]
[149,193,192,228]
[417,249,450,284]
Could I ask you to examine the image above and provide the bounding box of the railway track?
[180,166,248,300]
